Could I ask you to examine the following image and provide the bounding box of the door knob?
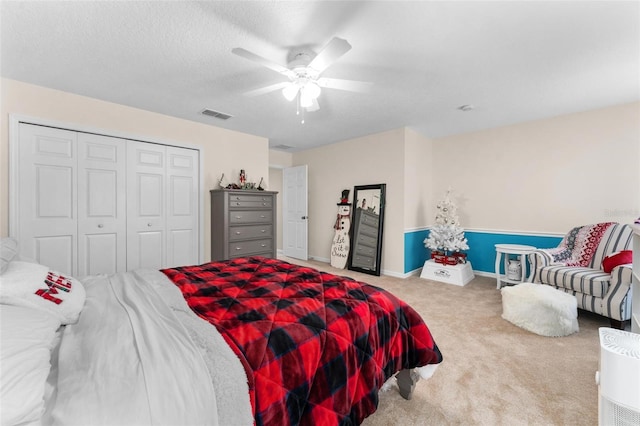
[301,216,309,220]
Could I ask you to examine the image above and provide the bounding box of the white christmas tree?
[424,188,469,255]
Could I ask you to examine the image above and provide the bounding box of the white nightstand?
[495,244,536,289]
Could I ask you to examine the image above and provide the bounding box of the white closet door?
[166,146,199,268]
[127,141,166,270]
[18,124,77,276]
[77,133,126,276]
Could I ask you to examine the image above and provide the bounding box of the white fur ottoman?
[501,283,579,337]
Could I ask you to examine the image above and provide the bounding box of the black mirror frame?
[348,183,386,276]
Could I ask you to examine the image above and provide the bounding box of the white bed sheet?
[44,269,252,426]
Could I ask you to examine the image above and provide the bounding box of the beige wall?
[432,102,640,233]
[0,79,270,261]
[404,128,434,230]
[293,129,406,273]
[4,79,636,274]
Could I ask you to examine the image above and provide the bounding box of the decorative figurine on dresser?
[210,188,278,261]
[330,190,351,269]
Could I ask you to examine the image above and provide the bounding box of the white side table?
[495,244,536,289]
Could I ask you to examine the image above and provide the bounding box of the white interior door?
[127,141,166,270]
[283,165,308,260]
[165,146,199,268]
[17,124,77,276]
[77,133,126,276]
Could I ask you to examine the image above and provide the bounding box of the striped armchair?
[529,223,633,329]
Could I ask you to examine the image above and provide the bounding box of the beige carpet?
[281,257,610,426]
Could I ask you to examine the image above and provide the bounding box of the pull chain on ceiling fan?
[232,37,372,119]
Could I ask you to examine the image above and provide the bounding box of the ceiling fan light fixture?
[304,82,321,100]
[282,84,299,101]
[300,90,313,108]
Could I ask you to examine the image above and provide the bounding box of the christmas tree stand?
[420,259,475,286]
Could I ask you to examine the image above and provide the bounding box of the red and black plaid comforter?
[162,256,442,425]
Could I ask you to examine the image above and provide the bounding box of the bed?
[0,239,442,426]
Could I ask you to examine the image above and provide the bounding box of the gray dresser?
[210,189,278,261]
[350,208,380,270]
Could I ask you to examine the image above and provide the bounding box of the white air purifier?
[596,328,640,426]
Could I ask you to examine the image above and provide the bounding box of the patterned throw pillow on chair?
[601,250,633,273]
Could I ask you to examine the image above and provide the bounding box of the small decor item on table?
[218,173,227,189]
[507,258,522,281]
[330,190,351,269]
[239,169,246,186]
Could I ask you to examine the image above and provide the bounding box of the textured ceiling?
[1,1,639,152]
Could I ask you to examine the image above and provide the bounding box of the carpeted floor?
[281,256,611,426]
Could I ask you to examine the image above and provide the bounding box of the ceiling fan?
[232,37,372,115]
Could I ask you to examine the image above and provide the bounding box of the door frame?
[8,114,205,264]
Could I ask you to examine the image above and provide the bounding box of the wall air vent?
[273,144,294,150]
[201,109,233,120]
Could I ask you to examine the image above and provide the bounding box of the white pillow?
[0,261,86,325]
[0,304,61,426]
[0,237,19,274]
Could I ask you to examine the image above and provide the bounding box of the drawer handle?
[235,231,241,235]
[261,244,266,247]
[260,215,266,218]
[98,224,104,228]
[147,223,152,227]
[261,229,266,233]
[235,247,242,251]
[235,216,242,219]
[236,202,241,206]
[262,202,266,206]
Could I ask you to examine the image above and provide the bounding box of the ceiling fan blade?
[243,81,290,97]
[306,98,320,112]
[232,48,295,79]
[317,77,372,93]
[308,37,352,74]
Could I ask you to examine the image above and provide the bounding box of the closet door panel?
[35,235,74,275]
[78,134,126,276]
[127,142,166,270]
[166,147,199,268]
[136,231,164,270]
[18,124,77,275]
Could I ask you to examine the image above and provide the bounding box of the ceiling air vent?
[273,144,294,150]
[201,108,233,120]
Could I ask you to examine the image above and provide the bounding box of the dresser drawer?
[229,225,273,241]
[360,213,379,228]
[351,254,375,269]
[354,243,376,257]
[229,210,273,224]
[228,238,273,256]
[356,233,377,247]
[228,194,273,209]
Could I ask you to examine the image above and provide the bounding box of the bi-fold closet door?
[126,142,199,271]
[16,123,199,277]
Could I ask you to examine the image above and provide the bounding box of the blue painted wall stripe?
[404,229,430,272]
[404,229,563,274]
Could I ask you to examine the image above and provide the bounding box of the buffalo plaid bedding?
[162,256,442,425]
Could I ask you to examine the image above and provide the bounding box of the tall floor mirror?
[348,184,386,276]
